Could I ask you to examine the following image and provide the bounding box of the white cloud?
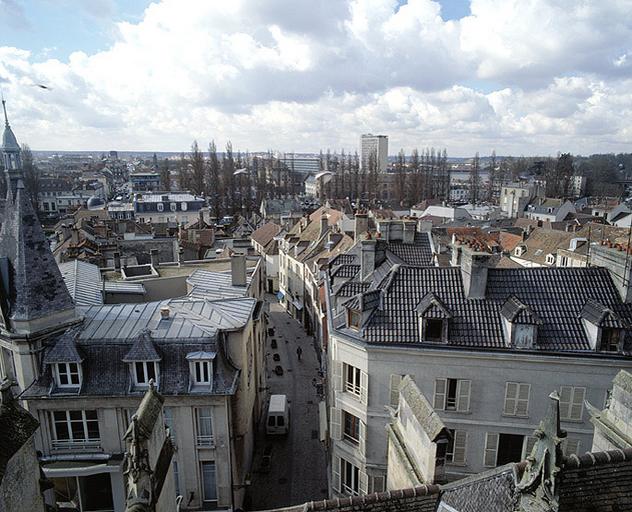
[1,0,632,154]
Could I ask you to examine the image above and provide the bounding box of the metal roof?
[58,260,104,306]
[186,269,252,299]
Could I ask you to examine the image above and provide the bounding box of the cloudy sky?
[1,0,631,156]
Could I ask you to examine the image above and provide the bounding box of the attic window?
[425,318,444,342]
[157,202,164,212]
[56,362,81,388]
[186,351,216,389]
[514,246,525,257]
[545,254,555,265]
[600,328,622,353]
[134,361,158,387]
[348,309,361,330]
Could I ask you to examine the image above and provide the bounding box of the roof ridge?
[562,446,632,469]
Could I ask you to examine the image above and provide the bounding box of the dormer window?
[181,202,188,211]
[187,351,216,390]
[500,296,542,349]
[43,333,84,390]
[545,254,555,265]
[56,363,81,388]
[580,299,626,352]
[416,292,451,343]
[170,202,177,212]
[134,361,158,386]
[123,330,161,389]
[348,309,361,330]
[157,202,164,212]
[514,245,525,257]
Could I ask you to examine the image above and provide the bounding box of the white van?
[266,394,289,435]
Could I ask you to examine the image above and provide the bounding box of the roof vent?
[160,306,170,319]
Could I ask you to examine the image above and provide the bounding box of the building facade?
[360,134,388,173]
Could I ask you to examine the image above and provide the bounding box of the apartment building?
[325,243,632,497]
[360,134,388,173]
[0,114,265,512]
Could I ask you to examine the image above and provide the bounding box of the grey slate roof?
[0,183,75,324]
[123,330,161,362]
[337,266,632,352]
[23,298,254,399]
[500,296,542,325]
[186,269,253,299]
[42,329,84,364]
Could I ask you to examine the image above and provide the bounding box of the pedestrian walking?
[296,346,303,361]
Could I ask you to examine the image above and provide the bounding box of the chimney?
[460,246,491,299]
[160,306,170,319]
[114,251,121,271]
[360,238,377,280]
[377,220,391,242]
[231,254,247,286]
[402,220,416,244]
[150,249,159,268]
[320,214,329,238]
[355,212,368,241]
[199,209,205,228]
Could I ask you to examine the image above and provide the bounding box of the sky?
[1,0,631,156]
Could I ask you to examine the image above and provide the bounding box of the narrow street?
[245,295,329,510]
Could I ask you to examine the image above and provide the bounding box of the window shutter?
[456,380,471,412]
[332,456,341,492]
[360,371,369,405]
[523,435,537,458]
[559,386,572,419]
[333,361,343,392]
[564,438,580,456]
[330,407,342,441]
[570,387,585,421]
[433,379,447,410]
[371,475,385,493]
[359,420,366,455]
[484,433,499,467]
[453,431,467,465]
[359,470,369,495]
[389,374,402,408]
[516,384,530,417]
[504,382,518,415]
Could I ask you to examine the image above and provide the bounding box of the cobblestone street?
[245,296,328,510]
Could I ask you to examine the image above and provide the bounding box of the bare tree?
[208,140,221,218]
[22,144,40,212]
[469,152,480,205]
[189,140,206,196]
[160,158,171,191]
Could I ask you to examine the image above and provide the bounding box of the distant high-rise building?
[360,134,388,172]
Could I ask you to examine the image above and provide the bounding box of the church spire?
[1,100,23,198]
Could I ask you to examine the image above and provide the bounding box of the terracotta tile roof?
[251,222,282,249]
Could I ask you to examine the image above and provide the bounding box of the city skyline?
[1,0,631,155]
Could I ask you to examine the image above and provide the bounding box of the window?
[484,433,527,467]
[51,410,100,448]
[434,378,471,412]
[562,438,580,456]
[134,361,158,387]
[196,407,214,446]
[170,202,177,212]
[560,386,585,421]
[194,361,211,385]
[181,202,188,211]
[201,462,217,502]
[345,364,361,396]
[425,318,444,341]
[343,411,360,445]
[503,382,530,417]
[348,309,361,329]
[600,328,621,352]
[173,460,181,497]
[546,254,555,265]
[341,458,360,496]
[446,429,467,465]
[157,202,164,212]
[55,362,81,387]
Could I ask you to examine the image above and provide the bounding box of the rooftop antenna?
[1,89,8,127]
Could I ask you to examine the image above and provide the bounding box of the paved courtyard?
[245,297,328,510]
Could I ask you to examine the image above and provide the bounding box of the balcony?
[51,438,102,452]
[196,435,215,448]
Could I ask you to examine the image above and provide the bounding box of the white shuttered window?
[504,382,531,417]
[484,432,499,467]
[559,386,586,421]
